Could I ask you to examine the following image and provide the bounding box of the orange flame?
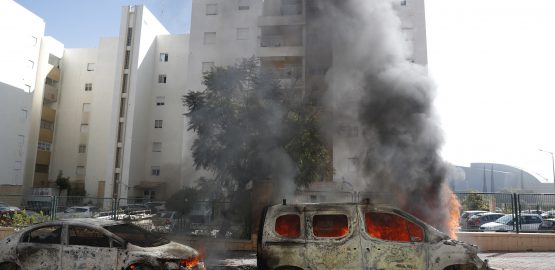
[447,188,461,239]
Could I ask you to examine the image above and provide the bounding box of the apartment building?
[0,0,64,196]
[48,6,190,201]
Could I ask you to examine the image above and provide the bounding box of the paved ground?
[205,251,555,269]
[480,252,555,270]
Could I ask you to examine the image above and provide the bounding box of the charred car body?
[0,218,204,270]
[258,202,487,270]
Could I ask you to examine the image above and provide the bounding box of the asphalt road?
[205,251,555,270]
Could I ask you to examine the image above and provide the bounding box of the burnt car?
[0,218,204,270]
[258,202,487,270]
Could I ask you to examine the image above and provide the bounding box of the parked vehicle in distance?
[538,218,555,232]
[258,202,487,270]
[480,214,543,232]
[541,210,555,219]
[465,212,505,230]
[459,210,487,229]
[0,218,204,270]
[146,201,166,214]
[57,206,98,219]
[152,211,178,233]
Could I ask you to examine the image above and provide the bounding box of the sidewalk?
[480,252,555,270]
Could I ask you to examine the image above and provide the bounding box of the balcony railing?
[44,84,58,103]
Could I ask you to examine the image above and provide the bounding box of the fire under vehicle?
[258,202,488,270]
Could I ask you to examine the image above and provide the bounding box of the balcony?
[39,128,53,143]
[44,84,58,103]
[47,66,61,81]
[36,151,51,165]
[41,107,56,122]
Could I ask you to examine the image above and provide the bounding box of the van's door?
[358,206,428,270]
[303,205,364,270]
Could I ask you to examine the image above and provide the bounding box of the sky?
[13,0,555,184]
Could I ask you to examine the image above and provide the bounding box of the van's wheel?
[0,263,20,270]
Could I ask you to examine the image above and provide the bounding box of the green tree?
[55,170,71,196]
[461,192,489,211]
[183,58,331,193]
[165,188,199,216]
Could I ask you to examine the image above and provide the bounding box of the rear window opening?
[313,214,349,237]
[365,212,424,242]
[275,214,301,238]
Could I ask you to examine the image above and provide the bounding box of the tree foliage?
[461,192,489,211]
[165,187,199,216]
[183,58,331,193]
[55,170,71,196]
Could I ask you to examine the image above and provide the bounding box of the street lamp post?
[539,149,555,193]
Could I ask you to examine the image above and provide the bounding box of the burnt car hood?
[127,241,198,259]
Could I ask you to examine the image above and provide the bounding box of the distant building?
[449,163,552,193]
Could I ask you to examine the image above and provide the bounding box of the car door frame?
[60,223,120,270]
[16,223,64,269]
[357,205,429,270]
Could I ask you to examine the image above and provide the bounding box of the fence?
[2,193,555,235]
[456,192,555,233]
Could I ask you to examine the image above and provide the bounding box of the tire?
[0,263,20,270]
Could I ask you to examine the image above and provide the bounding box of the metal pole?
[539,149,555,193]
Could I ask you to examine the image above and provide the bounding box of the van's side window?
[365,212,423,242]
[313,214,349,237]
[275,214,301,238]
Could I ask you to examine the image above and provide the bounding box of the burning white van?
[257,202,487,270]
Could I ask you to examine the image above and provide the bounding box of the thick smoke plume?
[320,0,458,234]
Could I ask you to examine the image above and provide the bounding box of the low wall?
[457,232,555,252]
[0,227,15,240]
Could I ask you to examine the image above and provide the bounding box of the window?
[124,50,131,69]
[20,109,28,123]
[17,135,24,156]
[23,226,62,244]
[204,32,216,45]
[154,120,163,128]
[159,53,169,62]
[38,141,51,152]
[76,166,86,176]
[27,60,34,70]
[122,74,128,93]
[85,83,92,91]
[40,120,54,130]
[206,3,218,15]
[156,96,165,106]
[78,144,87,153]
[151,166,160,176]
[238,0,250,10]
[202,62,215,73]
[275,214,300,238]
[87,63,95,71]
[313,215,349,237]
[152,142,162,152]
[158,74,167,84]
[68,226,110,247]
[126,27,133,46]
[35,164,49,173]
[237,28,249,40]
[80,124,89,133]
[24,84,31,93]
[401,0,407,6]
[82,103,91,113]
[364,212,424,242]
[282,0,302,15]
[31,36,38,46]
